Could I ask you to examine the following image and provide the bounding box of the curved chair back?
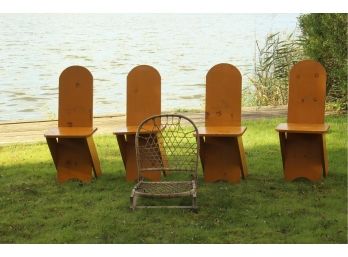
[205,63,242,127]
[58,66,93,127]
[127,65,161,126]
[288,60,327,124]
[135,114,199,181]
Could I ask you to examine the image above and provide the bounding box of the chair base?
[200,136,248,183]
[130,181,197,211]
[46,136,102,183]
[116,134,162,182]
[279,132,328,181]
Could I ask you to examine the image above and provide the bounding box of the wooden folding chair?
[114,65,162,182]
[198,63,248,183]
[44,66,102,183]
[276,60,329,181]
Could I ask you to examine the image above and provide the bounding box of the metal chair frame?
[130,114,200,211]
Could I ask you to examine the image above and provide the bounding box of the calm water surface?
[0,14,299,122]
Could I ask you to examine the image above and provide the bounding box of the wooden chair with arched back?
[276,60,329,181]
[198,63,248,183]
[114,65,163,182]
[44,66,102,182]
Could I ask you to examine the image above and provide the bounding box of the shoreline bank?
[0,105,293,145]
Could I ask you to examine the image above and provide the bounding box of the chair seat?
[276,123,329,134]
[113,126,138,135]
[114,125,162,135]
[133,180,196,197]
[44,127,97,138]
[198,126,247,137]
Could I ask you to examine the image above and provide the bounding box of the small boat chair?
[130,114,199,211]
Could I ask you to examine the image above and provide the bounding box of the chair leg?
[192,192,198,213]
[130,189,137,211]
[86,136,102,178]
[320,134,329,177]
[237,136,248,178]
[278,132,286,170]
[116,134,127,167]
[46,137,58,169]
[199,136,205,170]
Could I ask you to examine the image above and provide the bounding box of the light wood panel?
[115,65,161,181]
[276,60,329,181]
[199,63,248,183]
[45,66,101,183]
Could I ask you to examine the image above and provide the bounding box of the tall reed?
[250,32,304,106]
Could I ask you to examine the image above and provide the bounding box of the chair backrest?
[206,63,242,127]
[58,66,93,127]
[127,65,161,127]
[135,114,199,180]
[288,60,327,124]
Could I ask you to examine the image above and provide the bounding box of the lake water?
[0,14,299,122]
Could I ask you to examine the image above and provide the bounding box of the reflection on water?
[0,14,299,122]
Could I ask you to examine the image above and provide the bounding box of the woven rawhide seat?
[130,114,199,211]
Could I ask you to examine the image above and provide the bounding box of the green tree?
[298,13,348,109]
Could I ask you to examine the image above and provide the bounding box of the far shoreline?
[1,105,344,145]
[0,106,281,125]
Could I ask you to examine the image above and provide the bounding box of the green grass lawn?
[0,115,347,243]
